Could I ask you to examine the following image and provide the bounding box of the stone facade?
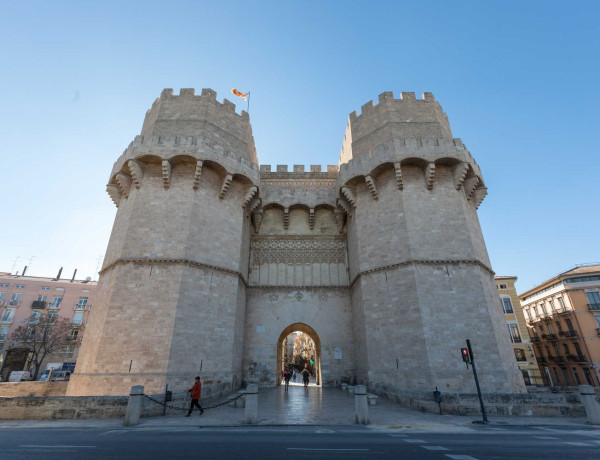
[67,88,525,397]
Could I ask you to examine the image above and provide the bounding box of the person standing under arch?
[301,364,310,388]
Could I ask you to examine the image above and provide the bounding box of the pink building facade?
[0,270,96,380]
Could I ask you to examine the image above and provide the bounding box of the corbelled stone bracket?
[243,186,258,208]
[219,173,232,199]
[192,160,203,190]
[334,209,345,233]
[464,176,480,200]
[453,162,469,190]
[253,209,264,232]
[106,184,122,207]
[471,187,488,209]
[340,186,357,208]
[425,162,435,190]
[115,173,132,198]
[309,208,315,230]
[394,162,403,190]
[246,197,261,217]
[365,175,379,200]
[127,160,144,189]
[336,197,352,216]
[161,160,172,189]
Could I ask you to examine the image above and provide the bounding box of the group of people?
[282,364,311,391]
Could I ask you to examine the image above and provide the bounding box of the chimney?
[22,266,27,276]
[54,267,63,281]
[71,269,77,282]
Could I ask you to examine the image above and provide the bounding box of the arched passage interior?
[276,323,322,386]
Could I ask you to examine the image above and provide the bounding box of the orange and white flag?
[231,88,248,101]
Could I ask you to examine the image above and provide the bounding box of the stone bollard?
[579,385,600,425]
[124,385,144,426]
[354,385,369,424]
[243,384,258,424]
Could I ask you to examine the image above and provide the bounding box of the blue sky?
[0,1,598,293]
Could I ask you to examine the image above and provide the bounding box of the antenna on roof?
[53,267,63,281]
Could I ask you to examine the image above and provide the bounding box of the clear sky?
[0,1,598,293]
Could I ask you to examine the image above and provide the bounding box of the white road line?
[421,446,449,451]
[533,436,558,440]
[19,445,96,449]
[486,427,507,431]
[315,429,336,434]
[445,455,480,460]
[563,442,594,447]
[388,434,408,438]
[403,439,427,443]
[287,448,369,452]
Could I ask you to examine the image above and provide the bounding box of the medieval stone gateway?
[66,88,525,400]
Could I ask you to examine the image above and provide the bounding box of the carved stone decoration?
[319,293,328,301]
[253,209,264,232]
[246,198,261,217]
[309,208,315,230]
[472,187,488,209]
[340,186,356,208]
[243,186,258,208]
[365,175,379,200]
[219,173,233,199]
[463,176,480,200]
[336,198,352,216]
[269,294,279,301]
[283,207,290,230]
[127,160,144,189]
[425,162,435,190]
[192,160,203,190]
[394,162,403,190]
[115,173,132,198]
[251,236,346,264]
[161,160,172,189]
[334,210,345,233]
[106,184,122,207]
[295,291,303,301]
[453,162,469,190]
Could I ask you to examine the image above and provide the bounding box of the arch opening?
[276,323,321,386]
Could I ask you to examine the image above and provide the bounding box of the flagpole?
[247,91,251,115]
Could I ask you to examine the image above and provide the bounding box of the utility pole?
[461,339,488,423]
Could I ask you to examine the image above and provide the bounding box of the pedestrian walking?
[283,369,291,391]
[301,365,310,388]
[185,376,204,416]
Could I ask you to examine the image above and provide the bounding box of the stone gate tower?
[67,88,524,398]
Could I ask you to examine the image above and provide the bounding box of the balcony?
[530,336,541,343]
[541,333,557,341]
[563,330,578,338]
[7,300,20,307]
[557,308,571,315]
[48,303,61,310]
[566,354,578,361]
[1,317,14,324]
[74,303,88,311]
[31,300,46,309]
[537,357,547,363]
[588,303,600,311]
[552,355,565,363]
[575,354,587,363]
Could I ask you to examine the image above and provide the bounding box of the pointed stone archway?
[276,323,321,386]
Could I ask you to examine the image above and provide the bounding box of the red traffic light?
[461,348,470,363]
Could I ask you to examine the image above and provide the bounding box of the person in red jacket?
[185,376,204,416]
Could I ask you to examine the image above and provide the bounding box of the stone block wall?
[0,381,68,397]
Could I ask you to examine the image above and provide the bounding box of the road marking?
[99,430,127,435]
[315,428,336,434]
[422,446,449,451]
[445,455,480,460]
[288,448,369,452]
[388,434,408,438]
[486,427,507,431]
[533,436,558,440]
[19,445,96,449]
[403,439,426,443]
[564,442,594,447]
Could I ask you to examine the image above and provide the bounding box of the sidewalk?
[0,385,594,432]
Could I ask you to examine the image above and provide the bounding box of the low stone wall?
[0,381,68,397]
[369,383,589,417]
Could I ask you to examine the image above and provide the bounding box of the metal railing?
[588,303,600,311]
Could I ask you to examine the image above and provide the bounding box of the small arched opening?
[276,323,321,386]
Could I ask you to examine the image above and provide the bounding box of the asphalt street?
[0,425,599,459]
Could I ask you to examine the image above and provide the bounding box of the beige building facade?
[519,264,600,387]
[495,276,544,386]
[0,270,96,380]
[67,88,524,398]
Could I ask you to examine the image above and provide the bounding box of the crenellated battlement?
[142,88,257,164]
[348,91,439,122]
[259,164,339,174]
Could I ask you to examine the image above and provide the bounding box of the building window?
[507,323,522,343]
[0,325,8,341]
[583,368,594,385]
[552,367,561,385]
[8,293,22,306]
[514,348,527,361]
[541,303,548,315]
[525,308,532,321]
[547,324,555,334]
[555,321,563,332]
[521,369,531,385]
[595,315,600,329]
[557,296,566,310]
[75,297,88,310]
[49,296,62,309]
[574,343,584,357]
[548,299,556,313]
[499,284,507,289]
[586,291,600,308]
[73,311,84,325]
[572,368,582,385]
[68,329,79,341]
[30,311,42,323]
[15,284,25,289]
[47,310,58,322]
[59,345,75,359]
[1,309,15,323]
[562,344,570,355]
[55,288,65,292]
[502,297,514,314]
[41,286,50,291]
[37,294,47,302]
[0,283,9,288]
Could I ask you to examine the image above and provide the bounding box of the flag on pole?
[231,88,248,101]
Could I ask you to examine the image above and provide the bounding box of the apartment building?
[519,264,600,387]
[0,270,96,380]
[495,276,544,386]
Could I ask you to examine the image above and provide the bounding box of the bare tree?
[6,313,83,380]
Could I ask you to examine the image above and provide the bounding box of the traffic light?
[461,348,470,363]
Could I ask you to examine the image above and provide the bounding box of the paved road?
[0,425,599,459]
